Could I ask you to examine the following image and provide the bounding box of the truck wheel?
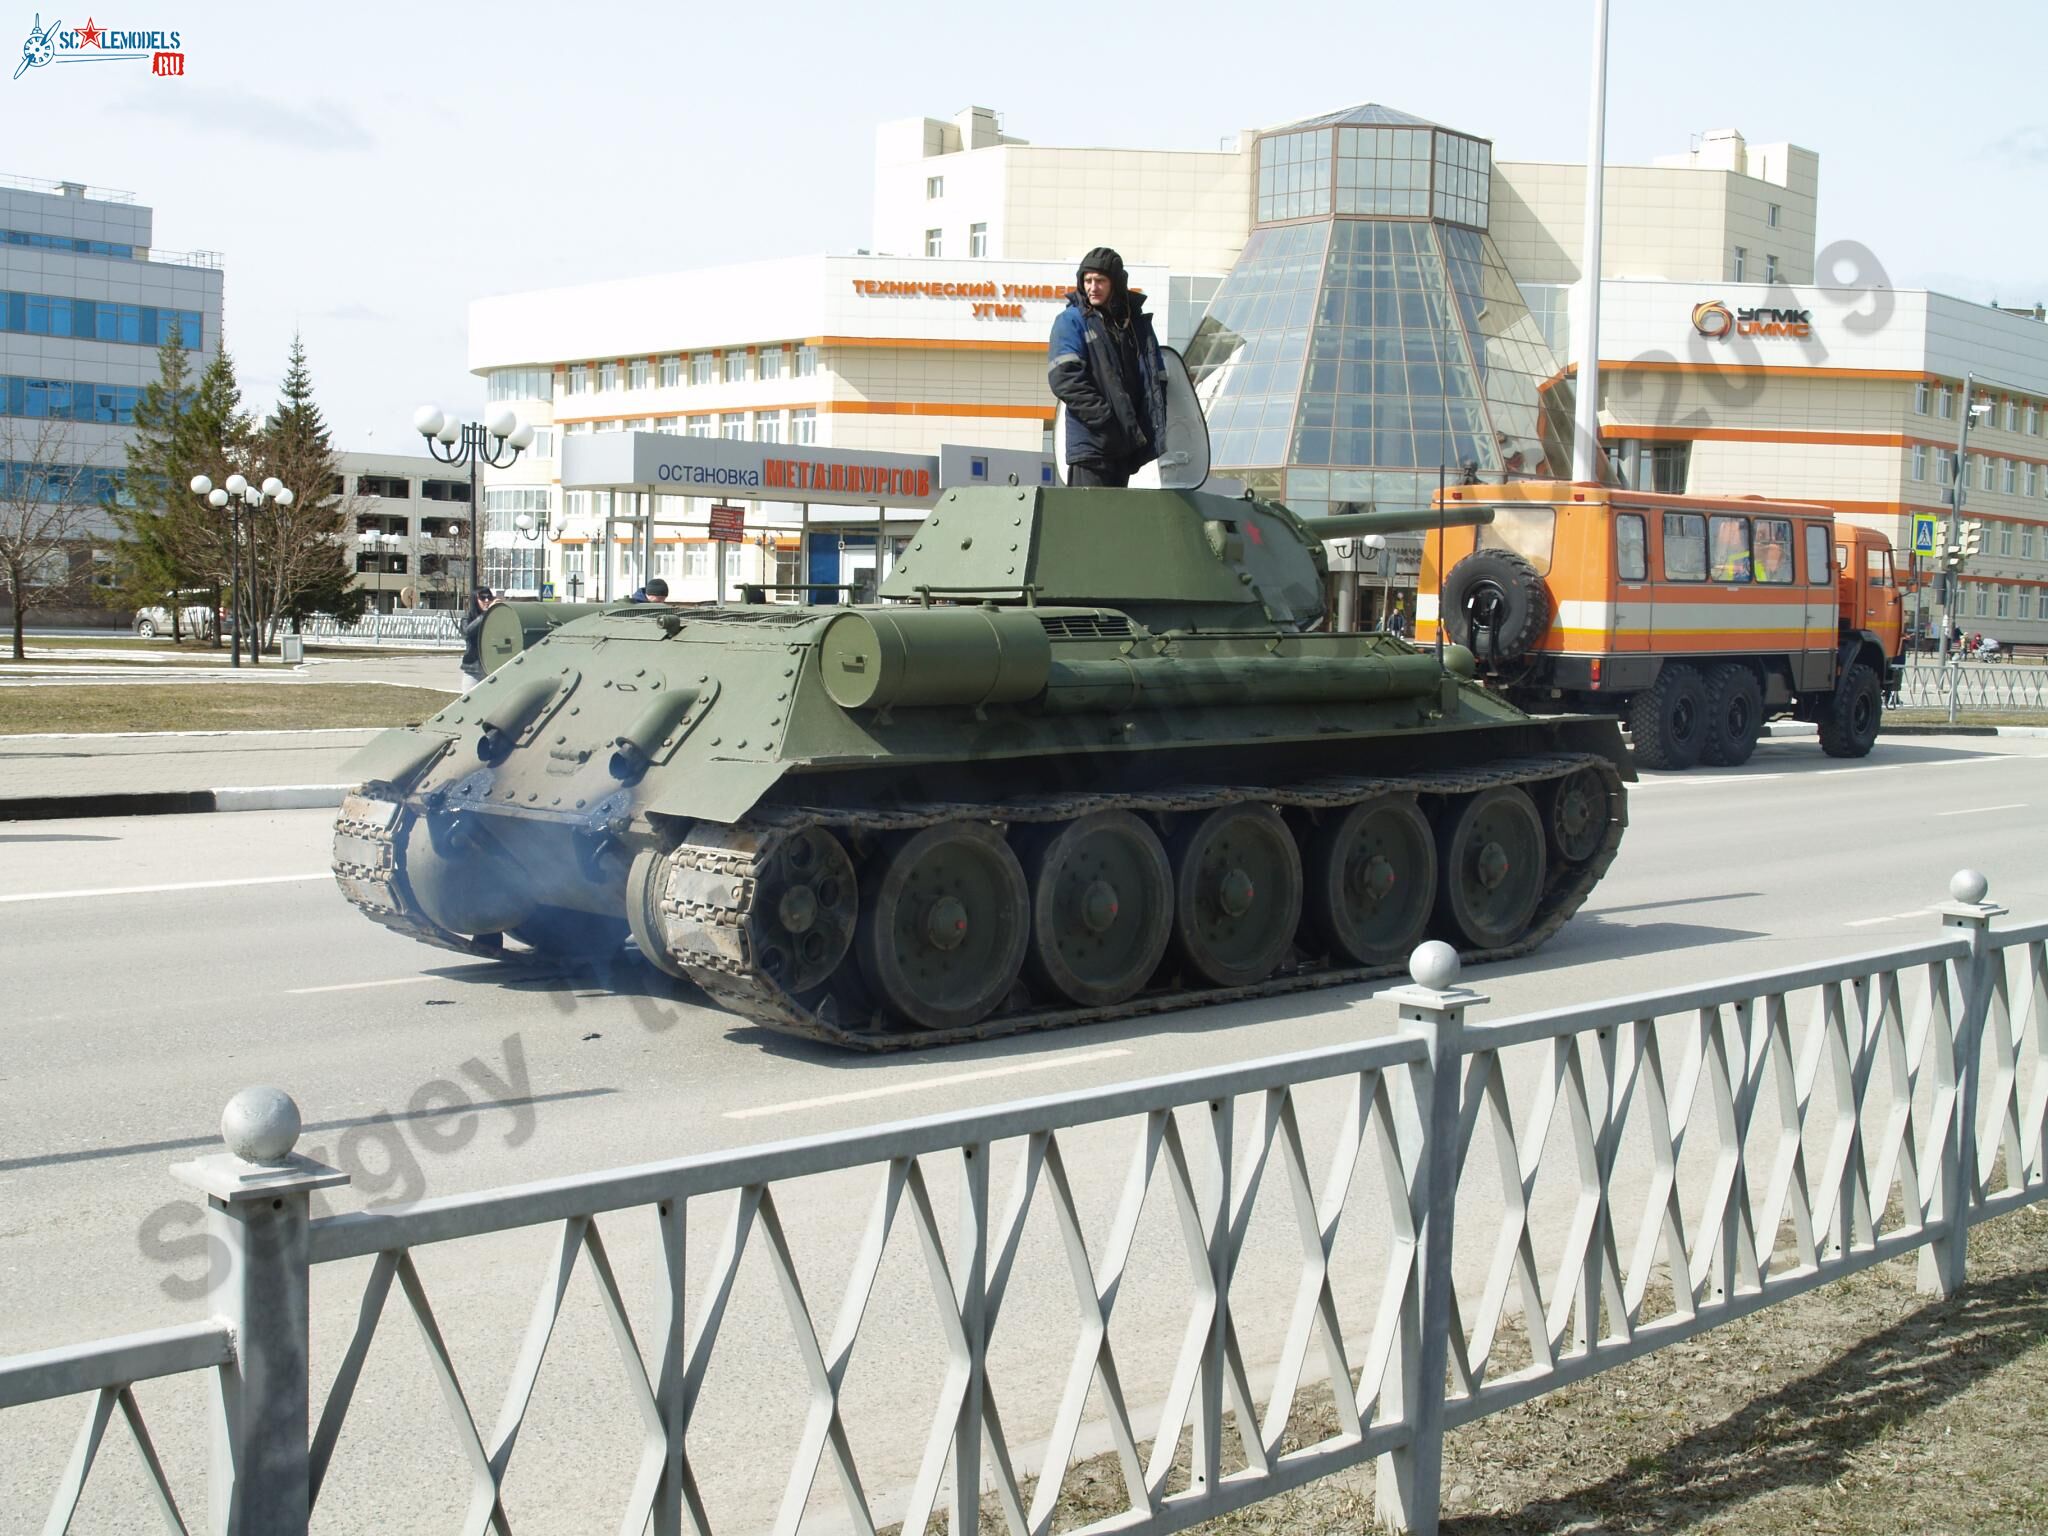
[1819,663,1882,758]
[1443,550,1548,664]
[1701,665,1763,767]
[1627,664,1706,770]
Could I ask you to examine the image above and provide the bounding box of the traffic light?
[1958,520,1984,560]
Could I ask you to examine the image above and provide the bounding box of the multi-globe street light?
[189,472,293,668]
[413,404,531,600]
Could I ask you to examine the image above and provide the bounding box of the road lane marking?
[1935,802,2028,817]
[1631,755,2013,789]
[0,872,330,904]
[725,1047,1135,1121]
[286,975,437,996]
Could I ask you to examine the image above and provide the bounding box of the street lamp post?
[1938,378,1995,722]
[414,405,531,600]
[189,473,293,668]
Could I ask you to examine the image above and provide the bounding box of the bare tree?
[0,419,115,660]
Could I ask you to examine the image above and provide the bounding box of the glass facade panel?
[1255,129,1333,222]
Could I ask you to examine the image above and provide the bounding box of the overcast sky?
[11,0,2043,448]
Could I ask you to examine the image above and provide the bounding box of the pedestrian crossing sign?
[1911,512,1939,558]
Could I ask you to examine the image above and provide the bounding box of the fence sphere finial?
[1409,940,1461,992]
[1950,869,1990,905]
[221,1086,302,1165]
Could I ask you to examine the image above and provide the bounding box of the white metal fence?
[1898,659,2048,710]
[1,874,2041,1535]
[298,612,462,648]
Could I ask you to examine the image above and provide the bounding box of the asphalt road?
[2,732,2044,1532]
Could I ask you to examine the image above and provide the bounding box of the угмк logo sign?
[1693,298,1813,341]
[14,13,185,80]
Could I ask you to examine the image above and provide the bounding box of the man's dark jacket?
[1047,291,1167,475]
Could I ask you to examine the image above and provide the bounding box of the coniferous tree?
[113,322,202,635]
[252,334,366,636]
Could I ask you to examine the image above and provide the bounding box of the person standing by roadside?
[458,587,496,692]
[1047,246,1166,488]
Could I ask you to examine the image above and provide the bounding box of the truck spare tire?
[1443,550,1549,663]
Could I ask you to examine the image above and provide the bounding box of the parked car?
[133,592,219,639]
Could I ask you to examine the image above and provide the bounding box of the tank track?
[653,752,1623,1050]
[334,753,1622,1051]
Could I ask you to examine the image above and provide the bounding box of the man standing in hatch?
[1047,247,1167,487]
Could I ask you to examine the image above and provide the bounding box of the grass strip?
[0,683,454,734]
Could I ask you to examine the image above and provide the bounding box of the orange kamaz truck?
[1414,483,1904,769]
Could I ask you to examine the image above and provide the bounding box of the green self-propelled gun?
[333,486,1630,1049]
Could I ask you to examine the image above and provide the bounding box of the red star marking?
[76,18,103,46]
[1244,523,1264,545]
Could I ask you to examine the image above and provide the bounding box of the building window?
[0,290,202,349]
[725,546,744,583]
[689,352,714,386]
[789,407,817,445]
[1982,455,1996,491]
[1938,387,1954,420]
[755,411,782,443]
[722,352,747,384]
[481,486,552,536]
[598,361,621,392]
[926,176,943,200]
[357,474,411,499]
[2021,588,2035,620]
[758,346,784,381]
[629,358,650,391]
[1937,450,1954,485]
[2005,400,2018,431]
[526,427,554,460]
[1974,584,1989,617]
[567,364,590,396]
[719,413,746,440]
[2000,521,2015,556]
[660,354,681,389]
[1764,253,1778,283]
[487,367,554,401]
[1733,247,1747,282]
[793,345,819,378]
[1914,382,1929,414]
[482,547,543,593]
[1911,445,1927,481]
[1996,585,2011,618]
[969,222,988,258]
[684,544,709,579]
[925,228,942,258]
[1767,203,1781,228]
[686,414,712,437]
[655,416,680,435]
[2003,459,2017,494]
[2027,463,2038,498]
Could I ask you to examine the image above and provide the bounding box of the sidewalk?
[0,728,378,819]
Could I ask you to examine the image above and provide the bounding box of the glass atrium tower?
[1184,105,1578,518]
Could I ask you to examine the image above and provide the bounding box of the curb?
[0,784,350,823]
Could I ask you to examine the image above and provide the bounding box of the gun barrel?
[1300,506,1497,540]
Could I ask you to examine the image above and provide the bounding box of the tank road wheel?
[1701,664,1764,767]
[1303,795,1436,966]
[509,904,629,960]
[1020,811,1174,1008]
[1819,663,1882,759]
[626,846,691,979]
[1627,663,1706,770]
[752,826,860,993]
[1168,804,1303,988]
[1543,768,1614,867]
[1434,787,1547,950]
[856,822,1029,1031]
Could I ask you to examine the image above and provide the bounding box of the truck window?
[1866,547,1894,587]
[1616,513,1647,581]
[1709,515,1753,583]
[1663,512,1706,580]
[1806,525,1830,583]
[1476,506,1557,577]
[1753,517,1794,584]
